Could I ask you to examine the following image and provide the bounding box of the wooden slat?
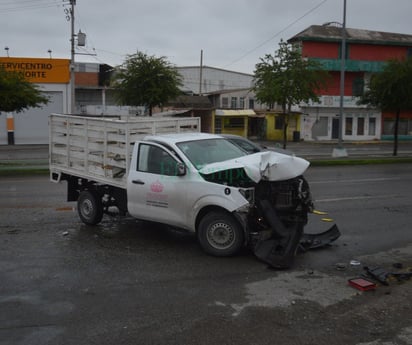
[49,113,200,186]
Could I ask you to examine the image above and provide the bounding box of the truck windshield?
[176,138,247,169]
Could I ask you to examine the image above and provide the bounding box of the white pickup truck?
[50,114,338,268]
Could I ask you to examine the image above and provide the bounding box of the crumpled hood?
[199,151,310,183]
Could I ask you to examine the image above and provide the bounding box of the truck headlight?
[239,187,254,204]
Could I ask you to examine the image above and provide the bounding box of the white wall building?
[177,66,254,95]
[0,57,71,144]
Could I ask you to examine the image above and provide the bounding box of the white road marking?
[315,194,399,203]
[310,177,401,184]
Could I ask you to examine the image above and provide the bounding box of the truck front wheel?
[77,190,103,225]
[197,211,244,257]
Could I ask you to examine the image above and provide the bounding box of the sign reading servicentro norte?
[0,57,70,84]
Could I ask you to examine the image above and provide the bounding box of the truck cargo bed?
[49,113,200,187]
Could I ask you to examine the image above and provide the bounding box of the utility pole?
[70,0,76,114]
[333,0,348,157]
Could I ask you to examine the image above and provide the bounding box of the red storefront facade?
[288,24,412,141]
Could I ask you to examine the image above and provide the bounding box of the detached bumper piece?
[298,224,341,252]
[251,199,341,269]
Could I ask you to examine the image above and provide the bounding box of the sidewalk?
[258,140,412,160]
[0,145,48,173]
[1,141,412,174]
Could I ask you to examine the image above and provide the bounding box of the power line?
[0,0,61,14]
[224,0,328,69]
[0,0,57,5]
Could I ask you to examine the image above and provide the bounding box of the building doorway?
[332,118,340,139]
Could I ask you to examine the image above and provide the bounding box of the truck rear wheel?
[197,211,244,257]
[77,190,103,225]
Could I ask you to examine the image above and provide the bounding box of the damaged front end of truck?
[200,151,340,269]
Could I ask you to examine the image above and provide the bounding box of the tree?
[0,66,49,113]
[112,51,182,116]
[253,40,329,148]
[358,57,412,156]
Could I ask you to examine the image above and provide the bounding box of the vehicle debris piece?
[364,266,412,285]
[251,223,340,269]
[299,224,341,252]
[364,266,390,285]
[348,277,377,291]
[252,223,304,269]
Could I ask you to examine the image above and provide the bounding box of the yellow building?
[214,109,254,137]
[263,112,302,142]
[214,109,303,142]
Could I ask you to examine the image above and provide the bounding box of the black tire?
[77,190,103,225]
[197,211,244,257]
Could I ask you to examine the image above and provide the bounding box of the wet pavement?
[1,165,412,344]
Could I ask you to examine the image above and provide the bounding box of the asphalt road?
[1,165,412,345]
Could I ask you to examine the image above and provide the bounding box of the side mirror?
[176,162,186,176]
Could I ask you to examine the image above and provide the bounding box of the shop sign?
[0,57,70,83]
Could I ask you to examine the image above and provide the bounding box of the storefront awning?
[216,109,257,117]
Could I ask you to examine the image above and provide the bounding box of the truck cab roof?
[143,132,223,145]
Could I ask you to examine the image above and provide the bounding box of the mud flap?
[298,224,341,252]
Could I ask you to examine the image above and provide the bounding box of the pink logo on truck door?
[150,180,164,193]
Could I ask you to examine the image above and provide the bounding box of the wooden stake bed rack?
[49,113,201,187]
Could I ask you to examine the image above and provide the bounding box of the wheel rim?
[81,199,93,219]
[206,222,235,250]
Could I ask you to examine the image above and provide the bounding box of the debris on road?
[348,277,377,291]
[364,265,412,285]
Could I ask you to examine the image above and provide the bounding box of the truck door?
[127,142,189,229]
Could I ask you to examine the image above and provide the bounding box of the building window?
[357,117,365,135]
[275,116,284,130]
[383,119,394,135]
[248,99,254,109]
[382,119,411,135]
[215,117,222,134]
[231,97,237,109]
[312,116,328,137]
[225,117,244,128]
[222,97,229,109]
[353,77,364,97]
[368,117,376,136]
[78,63,86,72]
[399,119,409,135]
[239,97,245,109]
[345,117,353,135]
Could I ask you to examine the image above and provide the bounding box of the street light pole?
[333,0,348,157]
[70,0,76,114]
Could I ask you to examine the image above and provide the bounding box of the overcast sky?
[1,0,411,74]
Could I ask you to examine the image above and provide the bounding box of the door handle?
[132,179,145,185]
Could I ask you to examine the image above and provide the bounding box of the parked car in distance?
[221,134,293,156]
